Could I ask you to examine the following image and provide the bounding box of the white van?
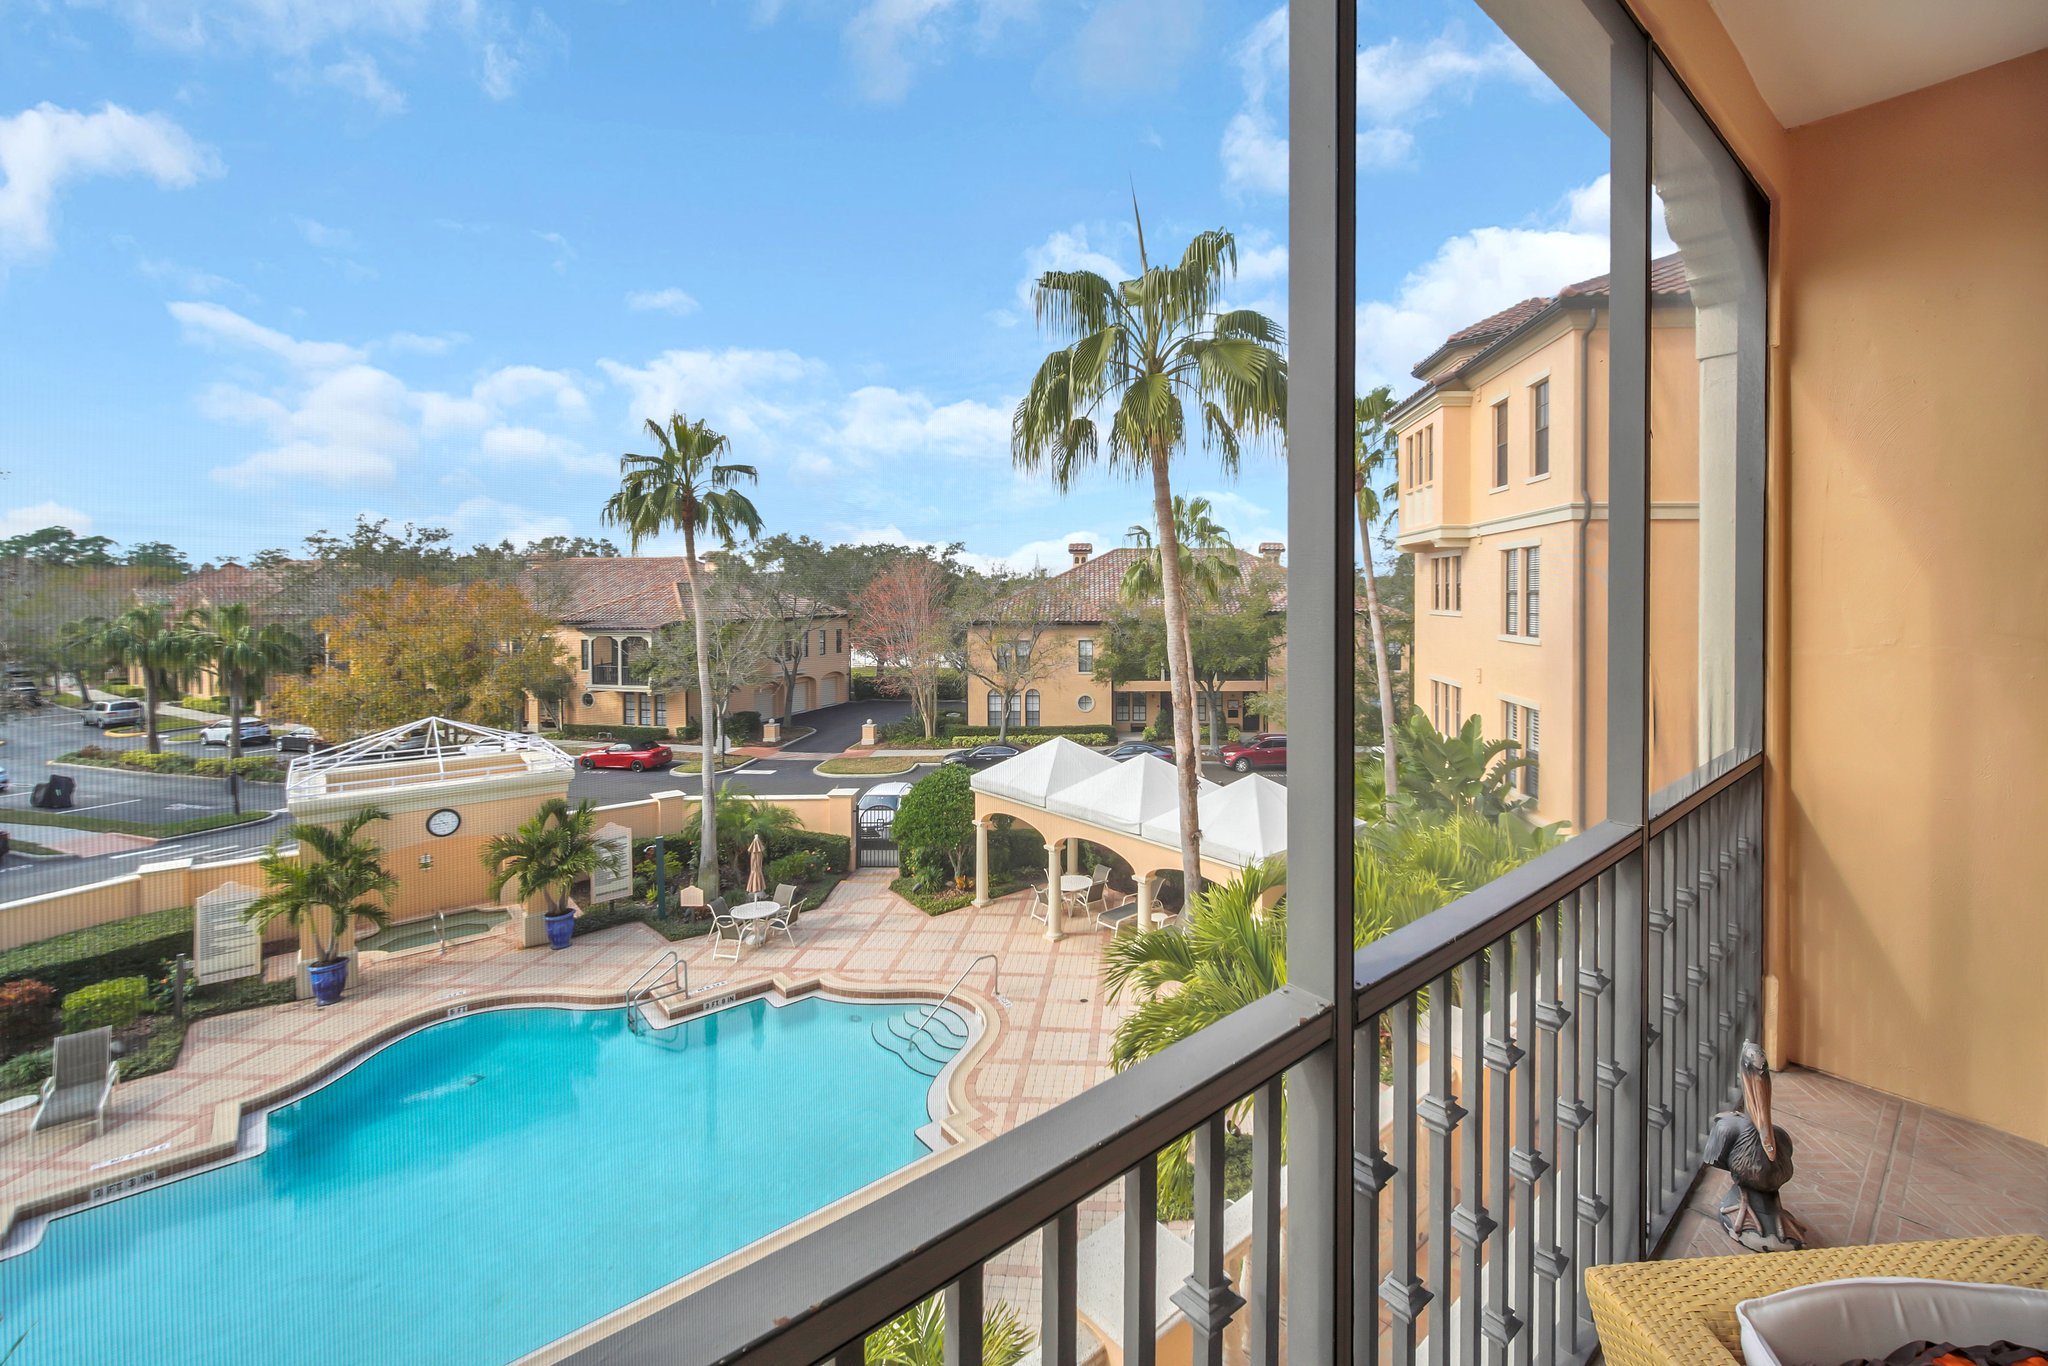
[83,699,145,729]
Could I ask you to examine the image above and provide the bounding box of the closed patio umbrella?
[746,834,768,901]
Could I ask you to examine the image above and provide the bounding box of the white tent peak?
[1184,773,1291,868]
[1048,754,1218,836]
[970,736,1118,807]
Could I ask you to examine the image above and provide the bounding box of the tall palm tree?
[184,603,304,811]
[55,615,113,703]
[602,414,764,895]
[1014,201,1286,897]
[1119,494,1243,607]
[481,796,614,917]
[1356,385,1402,805]
[90,604,192,753]
[242,806,398,967]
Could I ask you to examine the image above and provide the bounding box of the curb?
[807,757,943,780]
[45,760,287,788]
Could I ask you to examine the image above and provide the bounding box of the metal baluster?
[1354,1031,1391,1366]
[1384,997,1428,1366]
[1042,1207,1079,1366]
[1420,972,1463,1362]
[1174,1113,1245,1366]
[1544,899,1580,1360]
[1253,1078,1284,1366]
[1482,938,1521,1365]
[1683,809,1708,1168]
[946,1264,984,1366]
[1454,953,1488,1354]
[1645,827,1674,1225]
[1594,867,1622,1270]
[1708,795,1733,1107]
[1125,1160,1158,1366]
[1576,883,1607,1341]
[1510,919,1545,1366]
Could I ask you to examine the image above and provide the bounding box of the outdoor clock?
[426,808,462,837]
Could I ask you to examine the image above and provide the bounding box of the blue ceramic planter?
[544,911,576,950]
[307,957,349,1006]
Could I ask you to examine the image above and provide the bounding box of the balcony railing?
[555,754,1763,1365]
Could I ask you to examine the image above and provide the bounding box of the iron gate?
[856,804,899,869]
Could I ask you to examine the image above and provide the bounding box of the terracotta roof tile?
[984,546,1286,625]
[1410,252,1691,381]
[1442,296,1552,347]
[524,557,843,631]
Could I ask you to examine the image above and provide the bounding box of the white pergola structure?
[969,739,1289,940]
[285,716,574,804]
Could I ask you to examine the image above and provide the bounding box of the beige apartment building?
[966,541,1286,735]
[1393,254,1715,829]
[519,556,850,734]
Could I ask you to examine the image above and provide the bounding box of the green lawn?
[0,808,274,838]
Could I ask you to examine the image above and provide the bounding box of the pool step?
[870,1007,970,1078]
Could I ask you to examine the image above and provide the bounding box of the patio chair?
[1026,887,1051,925]
[1096,890,1141,934]
[708,897,742,961]
[766,883,802,944]
[33,1026,117,1136]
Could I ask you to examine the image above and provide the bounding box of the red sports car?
[1219,733,1288,772]
[579,741,673,772]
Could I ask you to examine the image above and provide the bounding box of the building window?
[1429,554,1463,612]
[1503,547,1541,638]
[1076,693,1094,713]
[1493,401,1509,488]
[580,638,591,673]
[1113,693,1128,722]
[654,693,667,727]
[834,628,843,654]
[1423,424,1434,484]
[1430,680,1462,735]
[1532,379,1551,476]
[1024,690,1040,727]
[1077,638,1093,672]
[1404,434,1415,488]
[1504,702,1541,800]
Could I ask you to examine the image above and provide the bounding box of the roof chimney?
[1068,542,1093,567]
[1258,541,1285,563]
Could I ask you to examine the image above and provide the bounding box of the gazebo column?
[1136,874,1155,931]
[972,817,991,908]
[1044,841,1064,942]
[1066,839,1082,876]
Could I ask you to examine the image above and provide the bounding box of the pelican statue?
[1701,1041,1806,1252]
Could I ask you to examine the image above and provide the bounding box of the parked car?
[274,725,330,754]
[856,780,916,830]
[1104,740,1173,762]
[200,718,273,747]
[0,763,9,793]
[1219,733,1288,772]
[82,699,144,729]
[579,741,673,772]
[943,744,1022,769]
[5,680,40,708]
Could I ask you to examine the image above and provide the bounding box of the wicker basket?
[1584,1235,2048,1366]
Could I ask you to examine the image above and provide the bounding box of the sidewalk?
[0,822,151,858]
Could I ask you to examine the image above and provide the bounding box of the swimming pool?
[0,997,946,1365]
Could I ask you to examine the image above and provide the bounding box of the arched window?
[986,689,1002,726]
[1024,689,1041,727]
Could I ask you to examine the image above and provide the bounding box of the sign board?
[193,880,264,985]
[590,822,633,904]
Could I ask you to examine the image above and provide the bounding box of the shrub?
[725,710,763,744]
[0,906,195,998]
[62,976,151,1032]
[0,979,59,1051]
[893,766,975,883]
[118,749,197,774]
[179,695,231,714]
[194,756,285,781]
[772,830,849,872]
[948,723,1116,742]
[765,850,826,887]
[105,683,146,699]
[0,1048,51,1099]
[561,723,676,744]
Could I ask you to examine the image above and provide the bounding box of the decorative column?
[973,817,991,908]
[1066,838,1082,876]
[860,718,879,747]
[1044,841,1063,942]
[1136,873,1154,931]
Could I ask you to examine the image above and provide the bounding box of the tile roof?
[1442,296,1553,347]
[983,546,1286,625]
[523,557,844,631]
[1409,251,1691,381]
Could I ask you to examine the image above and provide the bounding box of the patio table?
[728,901,781,945]
[1058,874,1094,913]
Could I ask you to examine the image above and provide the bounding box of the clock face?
[425,808,462,837]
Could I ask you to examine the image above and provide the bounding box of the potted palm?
[243,807,398,1006]
[481,797,612,950]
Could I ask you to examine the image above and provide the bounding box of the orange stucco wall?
[1635,0,2048,1143]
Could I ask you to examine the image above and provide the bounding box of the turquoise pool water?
[0,998,937,1365]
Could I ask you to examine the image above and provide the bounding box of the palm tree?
[242,806,398,967]
[55,615,113,703]
[1356,385,1402,806]
[184,603,303,812]
[1370,708,1537,822]
[1014,201,1286,898]
[1119,494,1243,607]
[480,797,614,918]
[864,1295,1033,1366]
[602,414,765,896]
[678,782,801,888]
[90,604,193,753]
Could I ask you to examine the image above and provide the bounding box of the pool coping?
[0,966,1002,1257]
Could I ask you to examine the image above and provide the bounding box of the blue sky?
[0,0,1609,572]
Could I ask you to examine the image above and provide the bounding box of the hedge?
[888,727,1119,750]
[60,747,285,783]
[562,723,676,744]
[179,695,230,714]
[0,905,194,998]
[63,976,150,1032]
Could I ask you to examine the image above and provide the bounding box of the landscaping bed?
[888,872,1028,916]
[815,755,929,775]
[59,744,287,784]
[0,808,275,838]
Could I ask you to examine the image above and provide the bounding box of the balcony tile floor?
[1661,1065,2048,1258]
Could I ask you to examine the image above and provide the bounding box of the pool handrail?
[905,953,995,1048]
[624,950,690,1031]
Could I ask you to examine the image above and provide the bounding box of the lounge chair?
[708,897,742,961]
[34,1027,117,1136]
[1096,893,1142,934]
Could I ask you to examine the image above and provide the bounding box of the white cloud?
[1062,0,1201,95]
[0,502,94,538]
[1187,488,1285,548]
[844,0,954,102]
[987,529,1112,575]
[208,362,418,487]
[1354,176,1619,388]
[598,348,824,443]
[322,52,405,114]
[136,255,239,296]
[416,363,589,433]
[999,223,1131,322]
[836,386,1009,460]
[0,102,220,258]
[169,300,364,369]
[1234,239,1287,286]
[1221,12,1551,193]
[293,215,357,252]
[534,229,573,273]
[625,287,700,316]
[381,329,465,355]
[443,495,575,547]
[476,424,609,474]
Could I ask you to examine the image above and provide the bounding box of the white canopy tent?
[1175,774,1291,868]
[1045,754,1219,836]
[970,736,1118,807]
